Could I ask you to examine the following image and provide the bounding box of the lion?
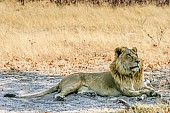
[4,47,160,101]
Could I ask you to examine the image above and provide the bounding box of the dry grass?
[121,104,170,113]
[0,1,170,75]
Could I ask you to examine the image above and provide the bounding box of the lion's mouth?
[130,66,139,69]
[130,66,139,72]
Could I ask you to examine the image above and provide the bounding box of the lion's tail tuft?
[4,94,16,98]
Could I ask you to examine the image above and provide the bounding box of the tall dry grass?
[0,1,170,75]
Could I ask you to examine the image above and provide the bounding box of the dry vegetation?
[0,1,170,75]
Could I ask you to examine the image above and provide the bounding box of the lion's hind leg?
[54,77,82,101]
[55,85,81,101]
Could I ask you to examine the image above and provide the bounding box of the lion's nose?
[135,59,140,64]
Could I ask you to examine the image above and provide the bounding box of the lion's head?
[110,47,141,76]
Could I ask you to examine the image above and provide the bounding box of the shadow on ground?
[0,70,170,112]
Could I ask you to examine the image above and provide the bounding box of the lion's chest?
[114,76,135,90]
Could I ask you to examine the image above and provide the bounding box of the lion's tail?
[4,83,60,98]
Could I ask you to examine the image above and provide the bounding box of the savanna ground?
[0,1,170,112]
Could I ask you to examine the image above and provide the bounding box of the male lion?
[4,47,160,101]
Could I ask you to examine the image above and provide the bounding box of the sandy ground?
[0,70,170,113]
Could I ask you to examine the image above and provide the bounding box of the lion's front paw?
[149,90,161,98]
[54,94,66,101]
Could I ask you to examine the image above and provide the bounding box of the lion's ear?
[115,47,125,58]
[132,47,137,53]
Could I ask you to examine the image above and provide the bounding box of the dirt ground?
[0,70,170,113]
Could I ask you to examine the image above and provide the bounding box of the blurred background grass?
[0,2,170,75]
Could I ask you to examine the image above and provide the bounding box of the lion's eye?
[127,54,131,57]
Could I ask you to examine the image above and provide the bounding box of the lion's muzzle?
[130,66,140,72]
